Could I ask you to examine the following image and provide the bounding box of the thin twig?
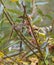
[22,3,46,65]
[22,2,43,56]
[1,0,41,60]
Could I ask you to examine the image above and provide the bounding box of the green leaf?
[32,15,43,24]
[37,8,43,15]
[45,14,52,20]
[6,8,23,15]
[25,0,32,2]
[45,60,49,65]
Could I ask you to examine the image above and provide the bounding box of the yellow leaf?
[0,51,4,58]
[16,58,22,63]
[23,62,28,65]
[6,58,13,63]
[39,32,46,37]
[11,0,18,2]
[6,58,11,61]
[52,57,54,62]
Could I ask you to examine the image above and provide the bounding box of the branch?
[22,3,46,64]
[1,0,46,64]
[0,0,41,60]
[22,3,43,56]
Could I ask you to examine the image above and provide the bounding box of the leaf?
[0,4,4,15]
[22,62,28,65]
[41,37,49,49]
[38,32,46,38]
[48,32,54,38]
[3,40,19,50]
[52,57,54,62]
[45,47,49,58]
[25,0,32,2]
[6,8,23,15]
[0,32,4,38]
[25,49,38,57]
[11,0,18,2]
[45,14,52,20]
[0,51,4,58]
[37,9,43,15]
[32,15,43,24]
[45,60,49,65]
[35,2,48,5]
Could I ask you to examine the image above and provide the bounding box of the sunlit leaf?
[0,51,4,58]
[11,0,18,2]
[38,32,46,38]
[45,60,49,65]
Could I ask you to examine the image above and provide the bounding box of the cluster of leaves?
[0,0,54,65]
